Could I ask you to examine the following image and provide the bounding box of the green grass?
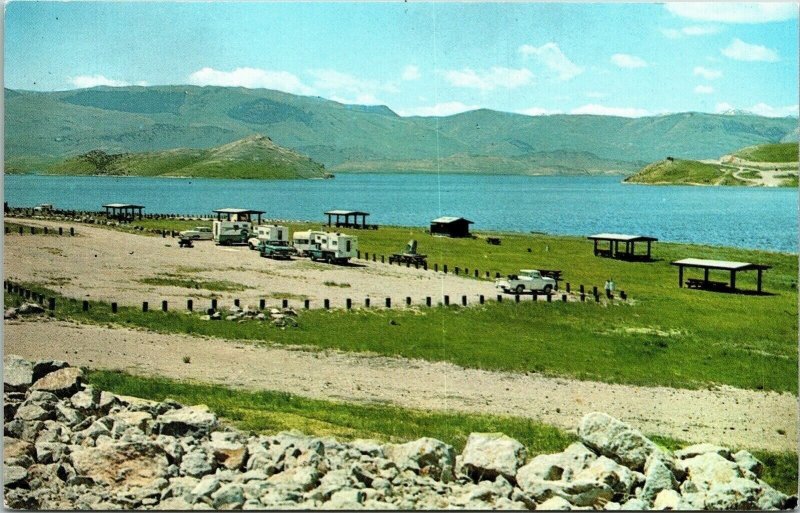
[625,159,746,186]
[323,281,351,288]
[777,174,799,187]
[4,221,62,236]
[85,370,798,495]
[734,143,799,163]
[138,275,248,292]
[738,169,761,180]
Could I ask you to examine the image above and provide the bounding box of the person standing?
[605,278,615,298]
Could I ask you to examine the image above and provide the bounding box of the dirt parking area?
[5,219,503,309]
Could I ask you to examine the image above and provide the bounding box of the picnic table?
[486,237,501,245]
[685,278,728,290]
[389,253,427,265]
[178,238,194,248]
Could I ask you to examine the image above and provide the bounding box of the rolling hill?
[42,135,328,179]
[5,86,798,176]
[625,142,798,187]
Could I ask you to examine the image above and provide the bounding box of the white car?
[496,269,556,294]
[178,226,213,240]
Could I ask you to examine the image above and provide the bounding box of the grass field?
[733,143,799,163]
[85,369,797,495]
[624,159,746,185]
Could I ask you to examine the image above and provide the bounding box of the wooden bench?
[686,278,728,290]
[486,237,501,245]
[389,253,427,265]
[594,249,613,258]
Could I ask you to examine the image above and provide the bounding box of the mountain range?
[5,86,798,176]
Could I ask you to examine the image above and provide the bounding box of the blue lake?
[4,173,797,253]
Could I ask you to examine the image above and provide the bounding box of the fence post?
[479,295,485,304]
[211,298,218,311]
[424,262,428,271]
[562,294,567,302]
[566,283,571,293]
[357,250,361,259]
[406,296,411,306]
[443,265,448,274]
[444,295,450,306]
[381,255,385,264]
[282,299,289,309]
[259,299,266,309]
[533,291,538,302]
[497,294,503,302]
[385,298,391,308]
[579,284,585,294]
[48,298,55,311]
[434,263,439,272]
[426,296,432,307]
[495,272,501,278]
[620,291,627,301]
[162,300,168,312]
[187,299,193,311]
[547,293,552,303]
[346,298,352,310]
[373,254,377,262]
[304,299,310,309]
[515,294,520,303]
[59,227,63,236]
[593,286,598,296]
[324,299,330,310]
[234,298,240,307]
[82,300,89,312]
[454,267,459,275]
[18,226,23,235]
[112,302,118,313]
[461,295,467,306]
[30,227,35,235]
[44,227,48,235]
[365,252,369,260]
[365,298,371,308]
[485,271,490,279]
[595,293,600,303]
[70,227,75,236]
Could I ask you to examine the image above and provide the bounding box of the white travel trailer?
[248,224,289,250]
[292,230,327,256]
[307,232,358,264]
[212,220,253,245]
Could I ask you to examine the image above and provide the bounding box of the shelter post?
[757,269,763,293]
[730,270,736,291]
[678,265,683,287]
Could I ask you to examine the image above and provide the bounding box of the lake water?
[4,174,797,253]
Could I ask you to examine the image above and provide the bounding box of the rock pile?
[4,302,45,320]
[199,305,298,327]
[3,356,795,510]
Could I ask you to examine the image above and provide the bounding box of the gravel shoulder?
[4,319,796,453]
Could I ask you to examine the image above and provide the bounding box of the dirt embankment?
[4,320,796,453]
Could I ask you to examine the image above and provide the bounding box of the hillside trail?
[4,320,796,453]
[716,155,797,187]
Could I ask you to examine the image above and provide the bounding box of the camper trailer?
[291,230,327,256]
[307,232,358,264]
[248,225,289,250]
[212,220,253,245]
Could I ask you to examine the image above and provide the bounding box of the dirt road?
[5,219,502,310]
[4,320,796,452]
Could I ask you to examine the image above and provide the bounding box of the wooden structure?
[588,233,658,260]
[389,239,427,265]
[324,210,375,229]
[103,203,144,220]
[212,208,265,224]
[430,217,474,238]
[671,258,771,293]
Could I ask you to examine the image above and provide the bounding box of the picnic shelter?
[588,233,658,260]
[324,210,375,229]
[670,258,771,293]
[430,217,474,238]
[103,203,144,220]
[213,208,265,224]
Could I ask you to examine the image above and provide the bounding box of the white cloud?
[570,104,650,117]
[187,67,314,95]
[308,68,399,101]
[402,65,421,81]
[69,75,141,88]
[661,25,721,38]
[441,67,534,91]
[518,107,562,116]
[693,66,723,80]
[715,102,799,117]
[694,85,715,94]
[518,43,583,81]
[610,54,648,69]
[396,101,479,117]
[721,38,779,62]
[666,3,798,24]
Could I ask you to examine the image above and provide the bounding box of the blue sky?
[5,2,798,118]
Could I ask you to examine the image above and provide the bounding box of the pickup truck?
[258,240,293,260]
[496,269,556,294]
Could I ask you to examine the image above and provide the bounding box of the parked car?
[495,269,556,294]
[248,224,289,250]
[178,226,213,240]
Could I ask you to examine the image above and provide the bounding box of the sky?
[5,1,799,118]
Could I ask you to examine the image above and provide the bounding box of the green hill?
[44,135,328,179]
[624,159,745,186]
[5,86,798,175]
[732,143,798,163]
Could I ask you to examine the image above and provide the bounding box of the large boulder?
[30,367,84,398]
[32,360,70,382]
[674,443,731,461]
[70,440,170,489]
[460,432,527,482]
[573,455,640,498]
[578,412,659,471]
[681,451,743,488]
[4,355,34,392]
[155,405,217,438]
[516,442,597,486]
[384,437,455,482]
[4,437,36,468]
[640,453,678,503]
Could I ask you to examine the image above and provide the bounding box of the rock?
[640,454,677,503]
[385,437,455,482]
[35,441,66,464]
[211,483,245,509]
[30,367,84,398]
[267,466,320,491]
[681,452,742,489]
[350,439,384,457]
[620,498,647,510]
[16,403,53,422]
[578,412,658,471]
[189,475,221,504]
[652,489,681,510]
[109,410,153,437]
[70,440,170,488]
[516,442,597,488]
[54,403,84,427]
[674,443,732,461]
[4,464,28,487]
[537,496,573,510]
[32,360,70,381]
[4,436,35,467]
[155,405,217,437]
[327,488,366,509]
[209,439,248,471]
[5,308,18,320]
[4,355,34,392]
[181,449,215,477]
[210,312,222,321]
[18,302,45,315]
[732,449,763,477]
[460,432,527,482]
[574,455,638,497]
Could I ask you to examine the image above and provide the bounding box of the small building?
[430,216,474,238]
[212,208,265,224]
[670,258,771,294]
[324,210,374,229]
[103,203,144,220]
[587,233,658,260]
